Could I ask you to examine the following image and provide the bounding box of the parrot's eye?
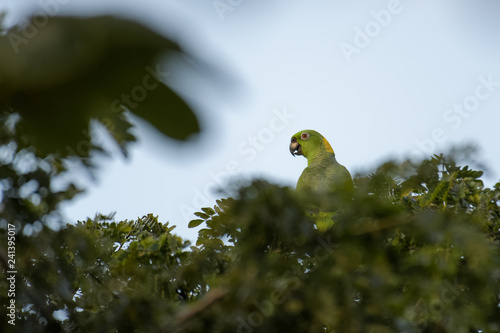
[301,133,310,140]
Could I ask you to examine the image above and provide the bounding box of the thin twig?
[162,287,229,332]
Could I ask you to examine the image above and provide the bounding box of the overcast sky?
[2,0,500,242]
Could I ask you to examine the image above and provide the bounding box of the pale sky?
[2,0,500,242]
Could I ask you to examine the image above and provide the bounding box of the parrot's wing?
[325,163,353,190]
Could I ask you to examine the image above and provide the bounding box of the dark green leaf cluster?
[1,155,500,332]
[184,160,500,333]
[0,214,194,332]
[0,111,83,230]
[0,14,219,332]
[0,15,203,159]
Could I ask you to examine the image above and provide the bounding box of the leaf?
[201,207,216,216]
[131,82,199,141]
[198,228,210,237]
[0,15,201,156]
[188,219,204,228]
[219,197,235,209]
[194,212,210,220]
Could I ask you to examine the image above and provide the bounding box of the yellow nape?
[323,137,334,154]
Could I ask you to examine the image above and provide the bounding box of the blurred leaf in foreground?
[0,15,202,157]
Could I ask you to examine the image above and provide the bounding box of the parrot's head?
[289,130,334,158]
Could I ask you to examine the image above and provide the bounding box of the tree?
[1,13,500,333]
[2,136,500,332]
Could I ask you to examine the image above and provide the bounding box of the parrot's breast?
[296,154,352,195]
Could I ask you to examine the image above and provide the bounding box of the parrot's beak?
[290,137,303,156]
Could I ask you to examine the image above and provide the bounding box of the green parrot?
[290,129,353,194]
[289,130,353,229]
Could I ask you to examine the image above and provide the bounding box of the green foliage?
[183,159,500,333]
[1,214,194,332]
[2,153,500,332]
[0,13,219,332]
[0,15,203,158]
[0,111,83,228]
